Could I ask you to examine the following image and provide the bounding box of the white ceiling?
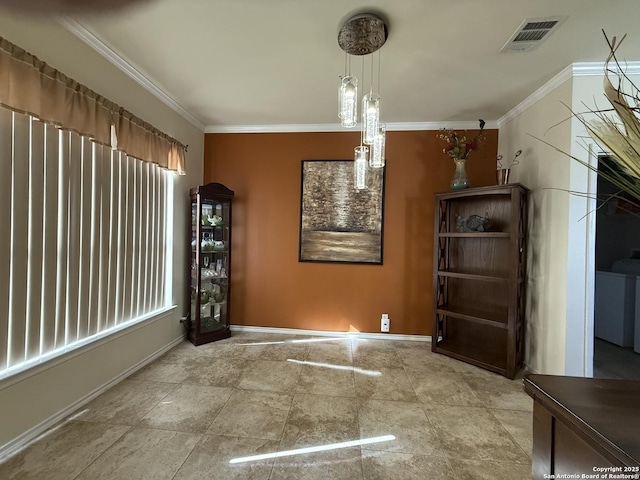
[61,0,640,131]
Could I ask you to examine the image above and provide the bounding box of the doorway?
[592,155,640,380]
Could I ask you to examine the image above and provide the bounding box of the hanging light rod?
[337,13,388,55]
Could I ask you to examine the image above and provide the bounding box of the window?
[0,108,173,380]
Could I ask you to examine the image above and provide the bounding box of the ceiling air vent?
[501,16,566,52]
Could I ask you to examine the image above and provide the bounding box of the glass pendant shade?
[338,76,358,128]
[354,145,368,190]
[362,93,380,144]
[370,123,386,168]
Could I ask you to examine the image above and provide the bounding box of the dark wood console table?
[524,374,640,478]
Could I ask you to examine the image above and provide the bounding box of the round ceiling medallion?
[337,13,388,56]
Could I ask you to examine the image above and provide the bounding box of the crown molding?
[497,61,640,128]
[387,121,498,131]
[572,61,640,76]
[59,18,206,131]
[205,120,498,134]
[205,123,353,134]
[497,64,574,128]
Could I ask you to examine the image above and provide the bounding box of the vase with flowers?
[438,119,486,190]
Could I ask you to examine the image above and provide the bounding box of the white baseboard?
[230,325,431,343]
[0,335,185,462]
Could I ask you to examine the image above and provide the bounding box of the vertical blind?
[0,108,172,378]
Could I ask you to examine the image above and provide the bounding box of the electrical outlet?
[381,313,390,333]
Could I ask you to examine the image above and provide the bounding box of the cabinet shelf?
[438,232,511,238]
[437,269,509,283]
[433,183,528,379]
[436,304,508,328]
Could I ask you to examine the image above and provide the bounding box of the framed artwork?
[299,159,385,264]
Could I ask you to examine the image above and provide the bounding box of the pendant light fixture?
[338,75,358,127]
[354,145,369,190]
[337,13,388,187]
[370,123,386,168]
[338,54,358,128]
[362,92,380,145]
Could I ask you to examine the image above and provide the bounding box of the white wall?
[0,14,204,454]
[498,79,574,375]
[499,69,640,376]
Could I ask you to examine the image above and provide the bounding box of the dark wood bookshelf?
[432,183,528,379]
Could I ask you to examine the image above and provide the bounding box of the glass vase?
[450,158,469,190]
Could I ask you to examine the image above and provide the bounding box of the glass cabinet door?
[189,183,233,345]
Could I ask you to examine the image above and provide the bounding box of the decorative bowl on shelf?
[204,214,224,227]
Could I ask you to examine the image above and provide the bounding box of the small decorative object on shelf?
[433,183,528,379]
[496,149,522,185]
[438,119,486,190]
[188,182,234,346]
[455,214,491,232]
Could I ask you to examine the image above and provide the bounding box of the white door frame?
[582,144,602,377]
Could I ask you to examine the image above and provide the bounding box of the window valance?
[0,36,186,174]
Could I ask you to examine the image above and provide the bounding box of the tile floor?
[593,338,640,381]
[0,332,533,479]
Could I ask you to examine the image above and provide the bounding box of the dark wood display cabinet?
[432,183,528,378]
[188,182,233,346]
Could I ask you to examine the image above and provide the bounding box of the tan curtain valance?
[0,36,186,174]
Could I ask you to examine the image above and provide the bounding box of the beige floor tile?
[225,332,286,343]
[227,331,283,340]
[0,421,129,480]
[387,340,431,351]
[449,458,532,479]
[425,405,529,463]
[207,389,293,440]
[358,399,444,455]
[350,338,395,352]
[137,384,233,433]
[259,342,308,361]
[172,434,278,480]
[269,447,363,480]
[407,371,484,406]
[399,347,483,374]
[295,364,356,397]
[74,427,200,480]
[189,340,266,361]
[237,360,302,392]
[74,379,177,425]
[490,409,533,457]
[355,367,418,402]
[361,450,456,480]
[2,332,533,480]
[397,353,446,373]
[440,357,496,374]
[305,342,353,364]
[353,349,403,370]
[280,394,359,450]
[182,358,253,388]
[463,374,533,411]
[129,360,195,383]
[156,341,202,363]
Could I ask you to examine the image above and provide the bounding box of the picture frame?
[298,159,385,264]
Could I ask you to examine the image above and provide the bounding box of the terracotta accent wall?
[204,130,497,335]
